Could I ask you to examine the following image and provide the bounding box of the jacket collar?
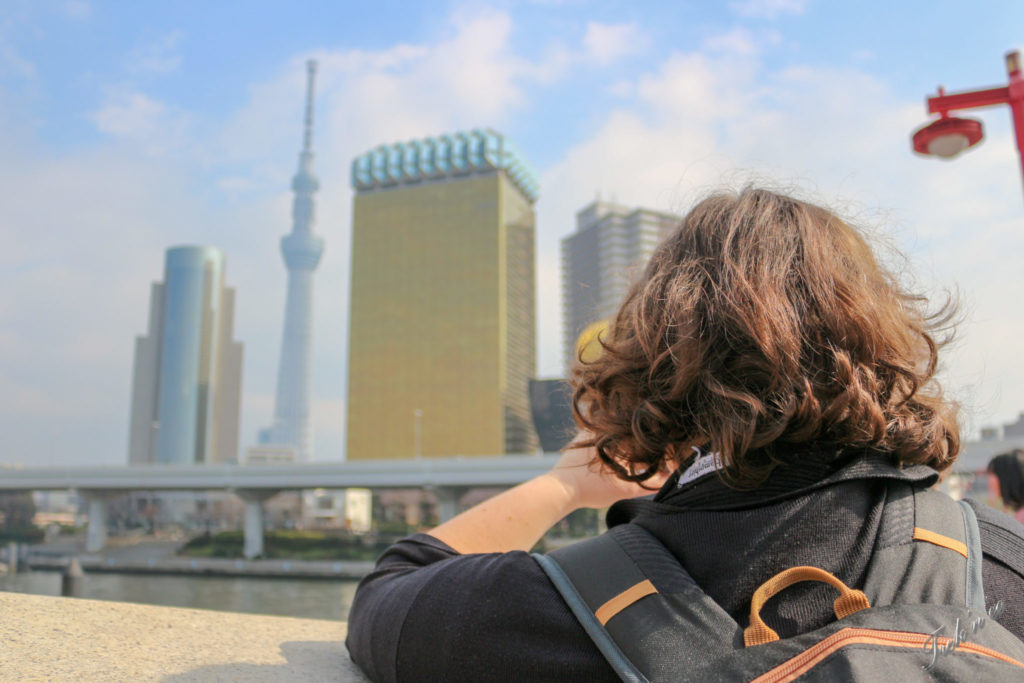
[607,444,939,525]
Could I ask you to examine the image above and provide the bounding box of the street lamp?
[911,50,1024,201]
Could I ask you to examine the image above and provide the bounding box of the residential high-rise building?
[128,246,243,465]
[347,129,538,459]
[259,59,324,462]
[562,201,681,369]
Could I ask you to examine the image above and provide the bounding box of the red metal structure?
[912,50,1024,202]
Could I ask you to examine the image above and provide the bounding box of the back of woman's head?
[989,451,1024,509]
[572,187,960,487]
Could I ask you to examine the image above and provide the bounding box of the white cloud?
[90,90,191,155]
[92,91,166,137]
[608,79,634,97]
[219,9,556,168]
[61,1,92,21]
[635,51,758,124]
[703,28,758,56]
[582,22,644,65]
[0,43,34,78]
[127,31,184,75]
[702,27,781,56]
[729,0,807,20]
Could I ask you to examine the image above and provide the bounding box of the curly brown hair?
[571,187,960,488]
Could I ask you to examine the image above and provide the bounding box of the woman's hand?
[427,433,669,554]
[548,442,669,510]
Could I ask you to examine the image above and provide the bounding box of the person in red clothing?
[347,188,1024,682]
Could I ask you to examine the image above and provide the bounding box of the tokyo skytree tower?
[261,60,324,461]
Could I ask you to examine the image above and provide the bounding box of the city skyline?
[1,2,1023,465]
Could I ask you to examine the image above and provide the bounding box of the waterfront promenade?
[24,535,376,580]
[1,591,367,681]
[29,552,378,581]
[28,551,375,580]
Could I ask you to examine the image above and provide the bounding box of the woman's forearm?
[427,472,576,553]
[426,444,667,554]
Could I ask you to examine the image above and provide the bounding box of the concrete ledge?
[0,591,369,681]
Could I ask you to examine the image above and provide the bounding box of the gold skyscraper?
[347,129,538,460]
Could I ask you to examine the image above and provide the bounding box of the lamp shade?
[912,116,984,158]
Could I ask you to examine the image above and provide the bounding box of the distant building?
[1003,413,1024,438]
[529,322,614,453]
[981,426,1001,441]
[306,488,372,532]
[562,201,680,369]
[979,412,1024,441]
[127,246,243,465]
[529,378,574,453]
[259,60,324,462]
[244,445,297,465]
[347,129,538,459]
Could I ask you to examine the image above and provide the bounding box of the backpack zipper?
[751,626,1024,683]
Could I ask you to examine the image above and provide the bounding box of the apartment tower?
[562,201,681,369]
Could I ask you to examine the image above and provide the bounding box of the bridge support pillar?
[236,490,280,559]
[82,491,116,553]
[434,487,468,523]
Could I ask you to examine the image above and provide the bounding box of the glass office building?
[347,129,538,459]
[128,246,243,465]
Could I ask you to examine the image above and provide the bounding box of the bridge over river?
[0,454,561,558]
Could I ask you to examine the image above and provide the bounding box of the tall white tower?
[260,60,323,461]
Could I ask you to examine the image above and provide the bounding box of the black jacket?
[346,446,1024,682]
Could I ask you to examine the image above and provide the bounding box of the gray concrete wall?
[0,591,368,681]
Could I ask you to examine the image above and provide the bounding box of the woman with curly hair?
[346,188,1024,681]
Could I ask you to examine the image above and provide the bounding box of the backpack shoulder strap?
[534,533,651,683]
[959,496,985,609]
[862,483,984,609]
[534,524,741,682]
[964,495,1024,570]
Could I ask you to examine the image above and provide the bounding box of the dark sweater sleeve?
[345,534,460,682]
[345,533,617,683]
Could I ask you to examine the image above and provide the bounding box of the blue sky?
[1,0,1022,465]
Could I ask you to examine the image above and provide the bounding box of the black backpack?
[534,486,1024,681]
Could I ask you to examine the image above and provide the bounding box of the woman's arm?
[428,442,667,553]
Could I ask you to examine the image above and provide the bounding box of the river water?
[0,569,359,621]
